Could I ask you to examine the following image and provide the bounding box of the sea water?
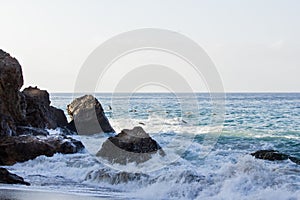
[3,93,300,199]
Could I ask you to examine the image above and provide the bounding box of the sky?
[0,0,299,92]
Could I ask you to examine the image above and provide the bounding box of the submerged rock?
[97,126,165,164]
[0,135,84,165]
[67,95,115,134]
[21,86,68,129]
[0,168,30,186]
[251,150,289,161]
[251,150,300,165]
[86,169,149,184]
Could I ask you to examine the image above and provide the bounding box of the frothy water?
[3,93,300,199]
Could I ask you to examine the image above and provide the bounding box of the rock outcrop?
[0,49,85,168]
[0,168,30,186]
[97,126,164,164]
[251,150,300,165]
[0,50,26,136]
[0,134,84,165]
[67,95,115,134]
[0,50,68,135]
[22,86,68,129]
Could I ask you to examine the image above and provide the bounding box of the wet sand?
[0,188,109,200]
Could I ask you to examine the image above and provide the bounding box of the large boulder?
[0,168,30,186]
[0,50,26,136]
[67,95,114,134]
[0,134,84,165]
[97,126,164,164]
[21,86,68,129]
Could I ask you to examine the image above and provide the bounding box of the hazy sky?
[0,0,299,92]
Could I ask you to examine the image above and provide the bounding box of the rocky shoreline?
[0,49,165,185]
[0,49,88,185]
[0,49,298,186]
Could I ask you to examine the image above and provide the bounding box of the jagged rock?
[67,95,114,134]
[0,135,84,165]
[251,150,289,161]
[21,86,68,129]
[0,50,69,136]
[0,50,26,136]
[0,114,16,136]
[0,168,30,186]
[16,126,49,136]
[97,126,164,164]
[251,150,300,165]
[85,169,149,184]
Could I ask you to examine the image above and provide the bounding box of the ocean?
[2,93,300,200]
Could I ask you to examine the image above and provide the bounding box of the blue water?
[3,93,300,199]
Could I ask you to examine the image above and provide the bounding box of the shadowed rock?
[0,50,26,135]
[67,95,115,134]
[251,150,289,161]
[22,86,68,129]
[0,49,85,185]
[16,126,49,136]
[0,50,69,135]
[0,168,30,186]
[97,126,165,164]
[0,135,84,166]
[251,150,300,165]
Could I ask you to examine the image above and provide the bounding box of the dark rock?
[251,150,300,165]
[67,95,114,134]
[0,168,30,186]
[97,126,164,164]
[289,156,300,165]
[50,106,68,127]
[56,127,77,135]
[0,135,84,166]
[251,150,289,161]
[85,169,149,184]
[0,114,16,136]
[21,86,68,129]
[0,49,83,167]
[16,126,49,136]
[0,50,27,136]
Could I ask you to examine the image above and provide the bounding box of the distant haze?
[0,0,299,92]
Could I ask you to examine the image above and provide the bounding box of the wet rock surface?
[251,150,300,165]
[86,169,149,184]
[67,95,115,134]
[0,167,30,186]
[0,134,84,166]
[97,126,164,164]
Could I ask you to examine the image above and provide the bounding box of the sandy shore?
[0,188,110,200]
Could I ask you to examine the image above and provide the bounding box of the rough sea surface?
[2,93,300,200]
